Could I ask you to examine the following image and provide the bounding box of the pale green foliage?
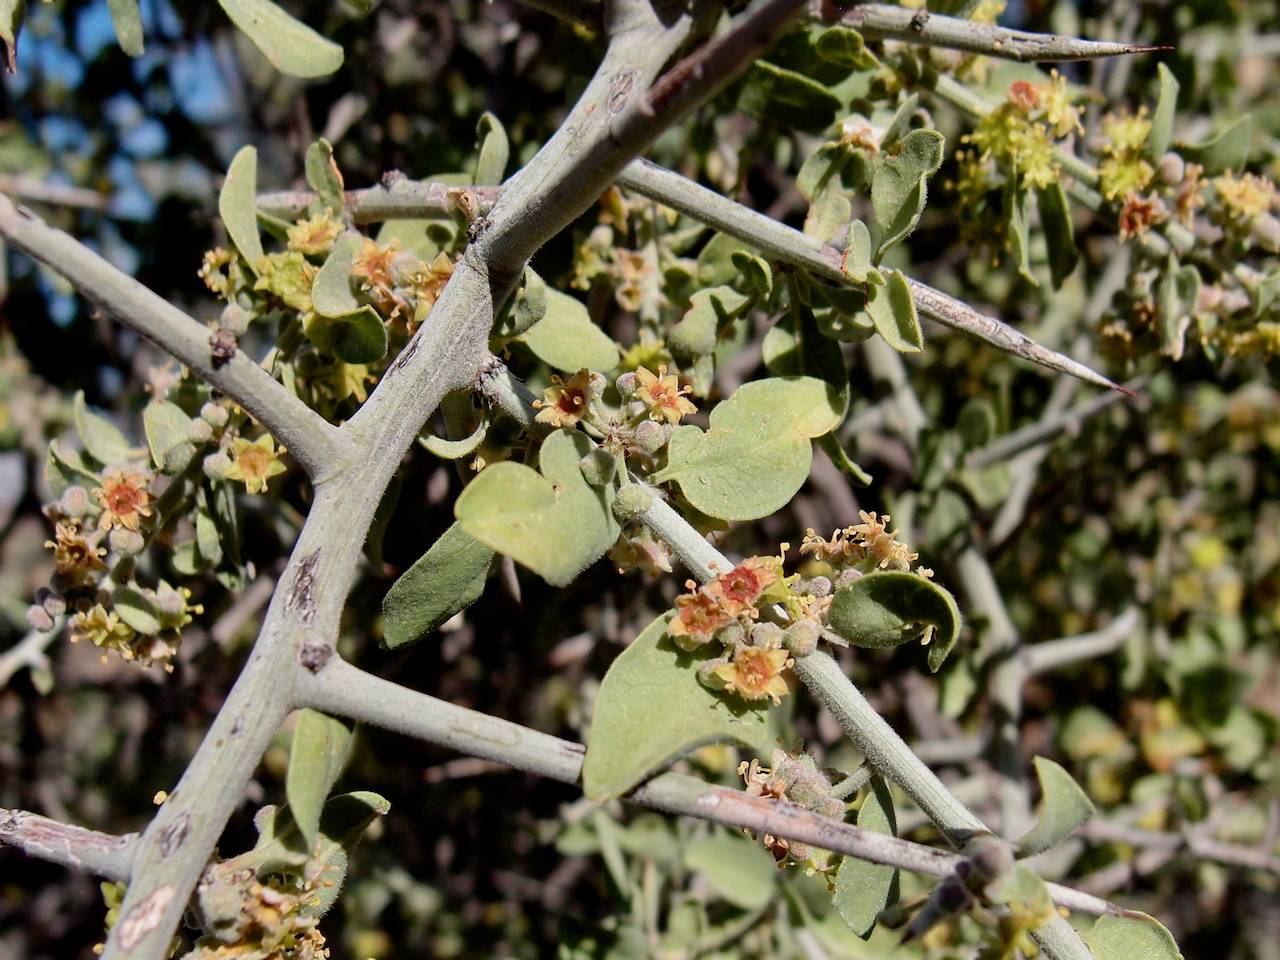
[286,709,355,852]
[827,571,962,669]
[1084,914,1184,960]
[1015,757,1096,858]
[832,776,898,938]
[682,831,778,910]
[380,522,493,647]
[218,0,344,78]
[219,146,266,269]
[521,289,621,372]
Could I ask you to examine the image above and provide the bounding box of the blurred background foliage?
[1,1,1278,958]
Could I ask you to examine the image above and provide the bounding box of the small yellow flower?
[198,247,237,299]
[1040,70,1083,138]
[94,467,153,532]
[713,646,793,704]
[635,364,697,425]
[412,252,456,323]
[533,369,593,429]
[69,604,135,656]
[1213,172,1278,224]
[253,251,316,313]
[45,521,107,585]
[286,213,344,256]
[351,237,398,289]
[224,434,288,494]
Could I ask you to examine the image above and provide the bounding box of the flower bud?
[220,304,251,336]
[203,451,233,481]
[109,527,146,557]
[717,622,745,647]
[27,604,55,632]
[187,419,214,445]
[1251,214,1280,253]
[38,589,67,618]
[59,485,92,518]
[783,619,820,657]
[157,589,186,618]
[1157,151,1185,185]
[962,835,1015,886]
[612,485,654,522]
[750,622,784,649]
[390,251,424,287]
[794,575,832,598]
[201,402,230,429]
[633,419,668,455]
[615,371,638,399]
[833,568,862,589]
[579,448,617,487]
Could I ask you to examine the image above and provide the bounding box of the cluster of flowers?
[739,749,846,875]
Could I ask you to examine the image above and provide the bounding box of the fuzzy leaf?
[1005,179,1036,286]
[219,146,265,270]
[113,586,162,635]
[455,429,619,586]
[583,612,776,801]
[649,377,843,522]
[878,94,920,152]
[73,391,132,466]
[738,61,842,134]
[1147,63,1179,160]
[474,112,509,186]
[287,709,355,853]
[797,142,849,203]
[494,267,547,339]
[420,417,488,460]
[833,777,898,938]
[1180,115,1251,175]
[304,791,389,918]
[521,289,619,373]
[107,0,144,56]
[814,26,875,70]
[196,509,222,566]
[871,129,944,258]
[1014,756,1094,857]
[1037,182,1078,289]
[143,402,195,474]
[1083,914,1184,960]
[827,572,962,665]
[0,0,26,73]
[670,285,749,357]
[45,441,100,499]
[219,0,344,78]
[868,271,922,353]
[382,522,494,648]
[309,234,388,363]
[683,832,777,910]
[305,139,345,215]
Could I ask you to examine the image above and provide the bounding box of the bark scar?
[285,550,320,625]
[118,885,176,949]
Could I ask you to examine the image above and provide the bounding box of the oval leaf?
[521,289,619,372]
[583,612,776,801]
[827,571,962,658]
[833,776,898,938]
[1014,756,1094,858]
[868,271,922,353]
[1084,914,1183,960]
[419,417,488,460]
[113,586,162,635]
[305,139,346,215]
[1036,182,1078,290]
[455,429,619,586]
[107,0,144,57]
[649,377,844,522]
[1146,63,1179,160]
[73,391,132,466]
[683,832,777,910]
[871,129,944,258]
[287,708,355,853]
[474,112,509,186]
[219,145,265,270]
[382,522,494,648]
[219,0,343,79]
[143,401,195,474]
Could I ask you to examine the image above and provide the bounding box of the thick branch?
[840,3,1168,63]
[0,194,346,479]
[0,808,136,882]
[0,175,106,210]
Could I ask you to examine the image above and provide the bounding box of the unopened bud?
[220,304,251,336]
[750,622,784,649]
[26,604,55,632]
[833,568,862,589]
[612,485,655,522]
[109,527,145,557]
[60,485,92,518]
[157,590,186,618]
[188,419,214,445]
[203,451,233,481]
[1157,151,1185,185]
[633,419,668,455]
[1251,214,1280,253]
[783,619,820,657]
[579,448,617,487]
[615,371,638,399]
[962,835,1015,885]
[794,575,832,598]
[200,403,230,429]
[718,622,745,647]
[39,589,67,618]
[390,251,424,287]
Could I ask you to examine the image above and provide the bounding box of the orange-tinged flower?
[533,369,594,429]
[413,252,455,316]
[351,237,398,289]
[94,467,153,532]
[1008,80,1040,113]
[708,557,779,616]
[1118,192,1167,240]
[668,586,733,649]
[224,434,288,494]
[713,646,793,704]
[286,213,343,256]
[635,364,696,425]
[45,521,107,585]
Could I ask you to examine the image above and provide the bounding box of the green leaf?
[878,94,920,152]
[304,791,389,918]
[818,434,873,486]
[1147,63,1179,159]
[737,61,843,134]
[73,391,132,466]
[583,613,776,801]
[650,377,844,522]
[143,402,195,474]
[45,441,100,499]
[420,417,488,460]
[797,142,849,203]
[1036,182,1078,289]
[841,220,879,285]
[827,572,962,664]
[196,509,223,567]
[382,522,494,648]
[814,26,875,70]
[871,129,944,258]
[0,0,26,73]
[1180,115,1251,175]
[804,188,853,245]
[521,289,619,373]
[494,266,547,339]
[1083,914,1183,960]
[670,285,750,358]
[305,139,345,215]
[113,587,162,635]
[1014,756,1095,857]
[309,234,389,363]
[868,271,922,353]
[107,0,144,57]
[1005,179,1036,286]
[474,112,509,186]
[833,777,898,938]
[455,429,620,586]
[731,250,773,297]
[683,831,777,910]
[287,708,355,853]
[219,0,344,78]
[219,146,265,271]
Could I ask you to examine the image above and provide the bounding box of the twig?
[0,625,59,689]
[257,182,502,225]
[0,194,347,480]
[837,3,1169,63]
[1023,608,1139,675]
[0,175,107,210]
[1081,819,1280,875]
[0,808,135,882]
